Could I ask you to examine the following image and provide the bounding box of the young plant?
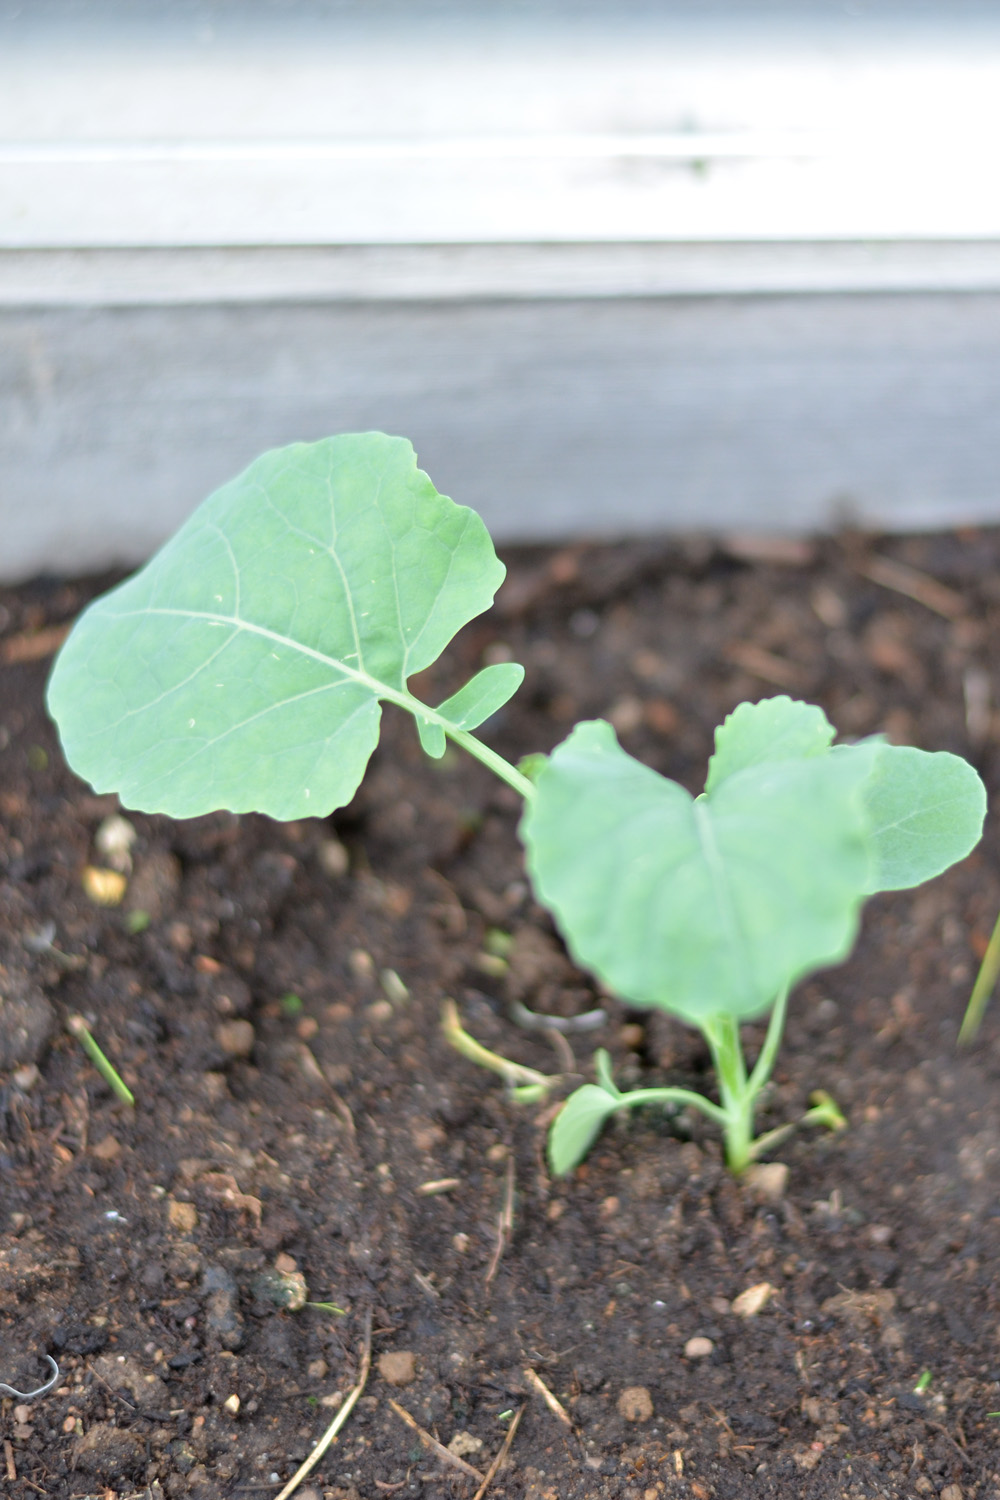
[527,702,985,1171]
[47,433,988,1174]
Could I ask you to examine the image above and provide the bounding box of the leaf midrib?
[692,796,753,1009]
[105,603,414,709]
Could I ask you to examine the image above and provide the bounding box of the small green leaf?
[856,741,987,892]
[705,696,834,794]
[522,718,876,1024]
[416,716,447,759]
[548,1084,624,1176]
[434,662,524,732]
[48,434,509,820]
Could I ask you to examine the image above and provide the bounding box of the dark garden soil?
[4,527,1000,1500]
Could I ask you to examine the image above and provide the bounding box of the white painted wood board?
[3,291,999,582]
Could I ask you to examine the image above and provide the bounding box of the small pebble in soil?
[94,813,137,871]
[448,1431,484,1457]
[81,864,127,906]
[684,1336,714,1359]
[617,1386,654,1422]
[743,1161,789,1202]
[12,1062,39,1091]
[317,836,350,877]
[377,1350,417,1386]
[215,1019,255,1058]
[167,1199,198,1232]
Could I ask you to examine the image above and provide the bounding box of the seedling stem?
[67,1015,135,1106]
[959,907,1000,1044]
[441,999,558,1102]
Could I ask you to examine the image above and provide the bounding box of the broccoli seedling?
[47,433,987,1173]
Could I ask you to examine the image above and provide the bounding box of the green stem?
[446,725,535,800]
[605,1083,730,1129]
[371,678,536,801]
[702,1013,754,1172]
[698,990,793,1170]
[441,999,555,1093]
[746,986,790,1097]
[959,907,1000,1045]
[67,1014,135,1106]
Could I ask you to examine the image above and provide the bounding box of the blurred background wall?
[2,0,1000,580]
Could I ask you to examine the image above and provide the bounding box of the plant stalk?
[700,991,789,1173]
[441,1000,555,1093]
[376,681,537,801]
[959,907,1000,1044]
[447,725,536,800]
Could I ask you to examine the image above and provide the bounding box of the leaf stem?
[702,1013,754,1172]
[604,1084,730,1129]
[959,907,1000,1044]
[746,986,790,1097]
[446,725,536,800]
[699,995,789,1172]
[378,681,535,799]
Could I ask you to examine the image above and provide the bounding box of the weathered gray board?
[3,285,1000,582]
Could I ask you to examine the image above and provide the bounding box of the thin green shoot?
[67,1015,135,1106]
[305,1301,346,1316]
[913,1370,933,1395]
[441,998,559,1102]
[959,908,1000,1044]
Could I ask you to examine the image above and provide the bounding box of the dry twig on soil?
[859,555,966,619]
[471,1405,524,1500]
[523,1367,574,1428]
[387,1399,485,1481]
[485,1156,516,1284]
[273,1306,373,1500]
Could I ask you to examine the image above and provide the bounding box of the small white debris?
[731,1282,775,1319]
[683,1336,714,1360]
[448,1431,484,1458]
[94,814,138,873]
[380,968,409,1004]
[317,838,349,877]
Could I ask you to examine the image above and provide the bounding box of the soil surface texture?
[3,527,1000,1500]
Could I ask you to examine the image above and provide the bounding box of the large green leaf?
[520,719,876,1024]
[856,741,987,892]
[47,433,509,820]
